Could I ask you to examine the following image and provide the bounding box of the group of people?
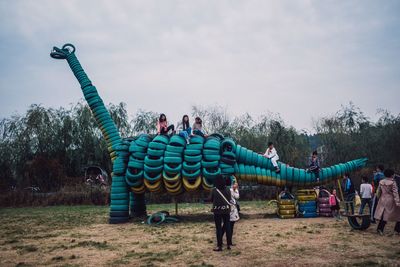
[335,165,400,235]
[156,114,207,142]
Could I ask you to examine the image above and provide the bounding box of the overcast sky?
[0,0,399,131]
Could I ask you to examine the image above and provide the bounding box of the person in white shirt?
[263,142,280,173]
[222,181,240,246]
[360,176,373,214]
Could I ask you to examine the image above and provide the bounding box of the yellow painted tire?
[202,176,214,188]
[163,171,181,182]
[297,189,316,195]
[278,199,295,205]
[165,181,183,194]
[278,209,296,215]
[297,195,316,202]
[131,184,146,194]
[278,204,295,210]
[279,214,295,219]
[183,176,202,191]
[144,178,162,191]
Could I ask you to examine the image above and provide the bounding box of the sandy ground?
[0,202,399,267]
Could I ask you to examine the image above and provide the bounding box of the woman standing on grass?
[222,181,240,246]
[374,169,400,235]
[211,175,232,251]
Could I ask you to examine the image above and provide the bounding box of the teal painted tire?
[203,149,220,155]
[166,145,184,153]
[111,181,128,187]
[186,144,203,150]
[110,199,129,206]
[153,135,169,144]
[147,148,164,157]
[135,138,150,148]
[164,151,182,158]
[129,144,146,153]
[128,159,144,169]
[189,135,204,144]
[164,157,182,164]
[183,161,201,171]
[144,164,163,173]
[184,149,202,156]
[184,154,202,163]
[126,169,143,180]
[110,193,129,200]
[148,142,166,150]
[204,154,220,161]
[144,171,162,182]
[164,163,182,173]
[201,160,219,168]
[204,140,220,150]
[144,156,163,167]
[203,167,221,177]
[169,135,186,147]
[221,138,236,153]
[131,152,146,160]
[111,187,128,194]
[182,168,201,178]
[110,205,129,211]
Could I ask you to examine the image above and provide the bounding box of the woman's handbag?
[216,189,239,221]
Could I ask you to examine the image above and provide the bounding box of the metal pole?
[337,178,344,201]
[175,198,178,216]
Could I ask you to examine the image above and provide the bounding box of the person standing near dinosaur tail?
[263,142,280,173]
[374,169,400,235]
[371,165,385,223]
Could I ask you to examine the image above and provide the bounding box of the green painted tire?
[128,159,144,169]
[203,167,221,178]
[144,171,162,182]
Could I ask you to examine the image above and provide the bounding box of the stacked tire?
[127,134,151,194]
[220,138,237,181]
[163,135,186,195]
[277,192,296,219]
[318,189,332,217]
[202,137,221,190]
[109,140,130,224]
[144,135,168,193]
[297,189,317,218]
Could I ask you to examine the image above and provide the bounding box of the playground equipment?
[318,189,333,217]
[297,189,318,218]
[277,191,296,219]
[50,43,368,224]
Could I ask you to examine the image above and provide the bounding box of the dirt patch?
[0,203,399,266]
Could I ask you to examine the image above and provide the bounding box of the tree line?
[0,101,399,192]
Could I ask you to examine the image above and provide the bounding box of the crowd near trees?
[0,101,399,194]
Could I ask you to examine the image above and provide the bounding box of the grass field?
[0,201,399,267]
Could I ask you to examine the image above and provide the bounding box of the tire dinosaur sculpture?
[50,44,368,224]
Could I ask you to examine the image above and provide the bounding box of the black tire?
[347,215,371,230]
